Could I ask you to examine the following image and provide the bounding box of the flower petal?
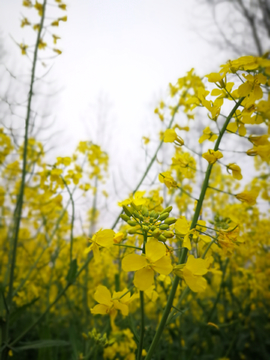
[146,239,166,262]
[152,255,173,275]
[94,285,112,306]
[122,254,147,272]
[134,268,154,291]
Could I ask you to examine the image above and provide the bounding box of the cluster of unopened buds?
[120,204,177,242]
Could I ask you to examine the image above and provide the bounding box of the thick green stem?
[145,98,244,360]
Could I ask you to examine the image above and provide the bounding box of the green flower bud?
[123,205,133,217]
[120,214,130,222]
[159,212,169,221]
[127,220,138,226]
[160,206,173,215]
[150,210,157,218]
[142,225,149,232]
[141,207,149,217]
[152,228,162,238]
[133,210,141,219]
[158,234,167,242]
[163,230,174,238]
[160,223,170,230]
[164,217,177,225]
[128,227,140,234]
[150,225,156,231]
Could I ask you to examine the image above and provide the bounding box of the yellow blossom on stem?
[247,144,270,162]
[122,239,173,291]
[235,190,259,206]
[21,17,31,27]
[113,232,124,244]
[84,229,115,261]
[159,172,178,188]
[91,286,137,331]
[198,127,218,144]
[174,255,208,292]
[118,190,147,207]
[202,149,223,164]
[227,163,243,180]
[163,129,184,146]
[19,43,28,55]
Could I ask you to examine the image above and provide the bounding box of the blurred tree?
[198,0,270,56]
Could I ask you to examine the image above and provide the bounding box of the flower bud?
[164,217,177,225]
[120,214,130,222]
[127,220,138,226]
[160,206,173,215]
[123,205,133,217]
[159,212,170,221]
[160,224,170,230]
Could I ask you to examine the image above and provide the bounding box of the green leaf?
[10,297,40,325]
[14,339,70,351]
[66,259,78,283]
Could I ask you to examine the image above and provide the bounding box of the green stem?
[3,2,48,355]
[136,291,145,360]
[145,98,244,360]
[136,232,147,360]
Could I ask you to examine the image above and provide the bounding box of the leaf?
[10,297,40,325]
[66,259,78,283]
[14,339,70,351]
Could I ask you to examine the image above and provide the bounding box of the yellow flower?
[142,136,150,145]
[122,239,173,291]
[91,286,137,331]
[84,229,115,261]
[198,127,218,144]
[235,190,259,206]
[174,255,208,292]
[159,172,178,188]
[21,17,31,27]
[19,43,28,55]
[205,72,225,83]
[202,149,223,164]
[118,190,147,207]
[113,232,124,244]
[163,129,184,146]
[227,163,243,180]
[247,144,270,162]
[53,49,62,55]
[38,39,47,50]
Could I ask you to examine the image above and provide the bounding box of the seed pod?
[159,212,169,221]
[158,234,167,242]
[160,206,173,215]
[123,205,133,217]
[127,220,138,226]
[163,230,174,238]
[120,214,130,222]
[164,217,177,225]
